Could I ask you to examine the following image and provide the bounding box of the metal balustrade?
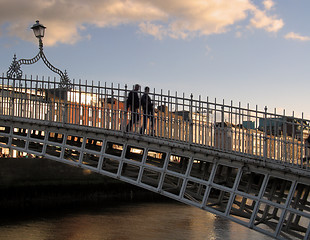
[1,75,309,170]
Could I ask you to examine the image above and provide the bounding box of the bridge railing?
[0,75,309,170]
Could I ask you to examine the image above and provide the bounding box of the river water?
[0,202,273,240]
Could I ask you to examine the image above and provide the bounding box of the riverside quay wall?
[0,157,164,213]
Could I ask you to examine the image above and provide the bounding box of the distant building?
[258,117,310,141]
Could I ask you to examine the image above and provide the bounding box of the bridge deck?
[0,76,309,240]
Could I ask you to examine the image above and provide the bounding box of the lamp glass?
[31,21,46,38]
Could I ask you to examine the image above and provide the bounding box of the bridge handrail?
[0,75,309,171]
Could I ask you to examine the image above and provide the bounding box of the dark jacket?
[126,90,139,111]
[141,93,153,114]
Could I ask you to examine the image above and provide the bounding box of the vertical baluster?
[98,81,101,128]
[159,89,163,138]
[46,77,50,121]
[51,77,54,121]
[214,98,217,149]
[282,109,286,163]
[234,104,237,153]
[238,102,242,153]
[174,91,178,140]
[181,93,185,141]
[55,77,59,121]
[195,97,198,144]
[301,112,304,168]
[263,106,268,164]
[18,78,21,118]
[66,79,70,124]
[167,90,171,139]
[40,78,43,120]
[207,97,211,147]
[1,74,3,116]
[116,83,120,131]
[78,79,82,125]
[202,98,206,145]
[163,95,166,137]
[8,76,11,117]
[230,101,233,151]
[93,81,96,127]
[112,84,115,130]
[84,80,87,126]
[268,109,272,160]
[25,81,28,118]
[47,77,50,121]
[255,105,259,158]
[220,99,224,150]
[36,76,39,120]
[223,99,227,151]
[123,84,127,132]
[11,76,15,117]
[91,80,94,127]
[95,82,99,127]
[39,76,42,120]
[138,85,141,134]
[72,79,75,124]
[273,108,277,160]
[27,76,31,118]
[199,97,202,144]
[292,111,295,165]
[104,82,107,129]
[196,96,200,144]
[94,83,98,128]
[246,103,250,154]
[7,75,9,116]
[189,94,193,144]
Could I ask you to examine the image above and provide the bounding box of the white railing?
[1,75,310,170]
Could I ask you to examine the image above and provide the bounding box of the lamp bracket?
[7,50,71,90]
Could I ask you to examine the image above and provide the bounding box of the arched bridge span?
[0,76,310,240]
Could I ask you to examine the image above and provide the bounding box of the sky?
[0,0,309,119]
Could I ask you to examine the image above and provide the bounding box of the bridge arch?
[0,76,309,239]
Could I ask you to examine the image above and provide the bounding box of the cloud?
[139,22,166,40]
[0,0,284,46]
[249,8,284,32]
[285,32,310,41]
[263,0,274,10]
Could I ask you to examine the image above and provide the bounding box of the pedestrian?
[126,84,140,132]
[140,86,154,134]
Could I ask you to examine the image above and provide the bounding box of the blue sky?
[0,0,309,118]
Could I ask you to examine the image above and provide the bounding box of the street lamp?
[31,20,46,39]
[7,20,71,89]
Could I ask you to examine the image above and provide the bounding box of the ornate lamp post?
[7,20,71,89]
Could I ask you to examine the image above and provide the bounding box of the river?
[0,202,273,240]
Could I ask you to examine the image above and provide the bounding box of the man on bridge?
[126,84,140,132]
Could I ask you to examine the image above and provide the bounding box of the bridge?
[0,75,309,240]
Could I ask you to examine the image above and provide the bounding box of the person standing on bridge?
[140,86,154,135]
[126,84,141,132]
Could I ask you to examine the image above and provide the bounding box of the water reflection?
[0,202,273,240]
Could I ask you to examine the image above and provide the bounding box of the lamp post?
[31,20,45,52]
[7,20,71,89]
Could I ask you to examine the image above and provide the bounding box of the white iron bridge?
[0,76,309,240]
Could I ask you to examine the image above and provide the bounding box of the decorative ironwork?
[6,54,23,79]
[40,50,72,90]
[6,20,71,90]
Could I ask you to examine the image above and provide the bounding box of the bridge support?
[0,116,309,240]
